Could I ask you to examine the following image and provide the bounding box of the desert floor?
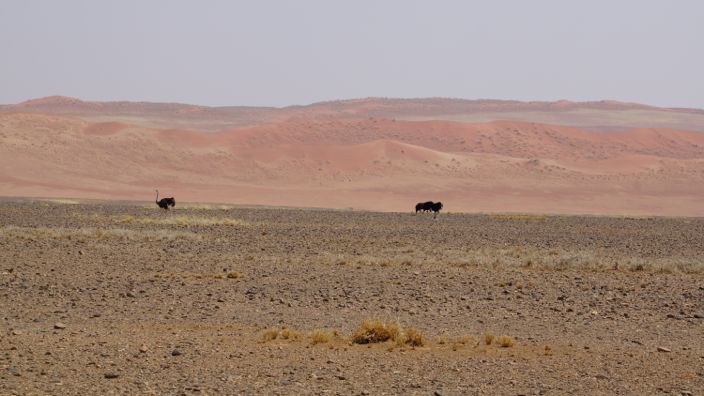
[1,200,703,395]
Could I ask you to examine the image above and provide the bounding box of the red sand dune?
[1,111,703,215]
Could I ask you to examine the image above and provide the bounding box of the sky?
[1,0,703,108]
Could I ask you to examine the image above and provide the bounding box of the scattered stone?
[657,346,671,353]
[126,291,136,298]
[104,372,119,379]
[78,250,84,255]
[171,349,183,356]
[12,330,23,335]
[245,287,259,300]
[139,344,148,353]
[693,313,704,319]
[54,322,66,329]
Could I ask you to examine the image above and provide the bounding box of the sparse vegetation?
[309,330,332,344]
[280,328,301,341]
[0,225,201,241]
[352,320,401,344]
[115,214,248,226]
[492,214,547,221]
[351,320,425,347]
[262,328,280,341]
[484,333,495,345]
[226,271,243,279]
[497,335,516,348]
[3,200,702,393]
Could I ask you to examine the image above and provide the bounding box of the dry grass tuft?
[309,330,332,345]
[351,320,400,344]
[351,320,425,347]
[402,327,426,347]
[226,271,243,279]
[262,327,301,342]
[544,345,553,355]
[484,332,495,345]
[280,328,300,341]
[497,335,516,348]
[262,328,279,341]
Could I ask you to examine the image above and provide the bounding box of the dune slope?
[1,113,703,215]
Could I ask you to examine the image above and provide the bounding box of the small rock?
[78,250,84,255]
[126,291,136,298]
[54,322,66,329]
[171,349,182,356]
[104,373,119,379]
[12,330,23,335]
[680,391,693,396]
[434,391,444,396]
[139,344,148,353]
[657,346,671,353]
[693,313,704,319]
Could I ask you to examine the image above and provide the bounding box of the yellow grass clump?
[351,320,425,347]
[280,328,300,341]
[497,335,516,348]
[352,320,400,344]
[309,330,332,345]
[402,327,426,347]
[484,332,495,345]
[262,328,280,341]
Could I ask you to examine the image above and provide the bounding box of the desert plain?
[1,200,703,395]
[1,97,704,395]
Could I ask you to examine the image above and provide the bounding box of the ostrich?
[155,189,176,210]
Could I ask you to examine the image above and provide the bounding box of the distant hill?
[2,96,704,132]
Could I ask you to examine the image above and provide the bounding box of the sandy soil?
[1,201,703,395]
[1,113,704,216]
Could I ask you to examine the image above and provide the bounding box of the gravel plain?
[1,201,703,395]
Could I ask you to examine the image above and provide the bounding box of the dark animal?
[155,189,175,210]
[430,201,443,216]
[416,201,432,213]
[415,201,434,213]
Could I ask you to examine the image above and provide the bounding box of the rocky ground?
[1,200,703,395]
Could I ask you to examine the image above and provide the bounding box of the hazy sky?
[1,1,703,108]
